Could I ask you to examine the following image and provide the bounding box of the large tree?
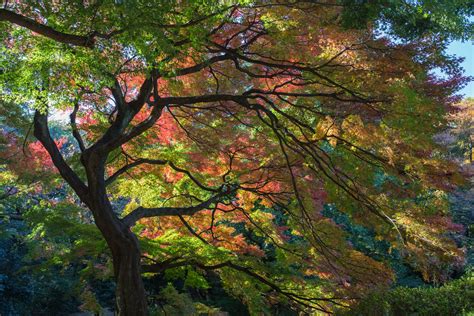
[0,1,472,314]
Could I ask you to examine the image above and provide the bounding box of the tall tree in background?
[449,98,474,163]
[1,1,472,314]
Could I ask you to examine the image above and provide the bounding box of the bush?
[338,274,474,316]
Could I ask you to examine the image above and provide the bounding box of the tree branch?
[122,187,236,227]
[90,74,157,154]
[141,259,345,312]
[171,54,232,77]
[0,9,96,47]
[70,95,86,152]
[33,111,89,201]
[105,157,167,186]
[105,155,218,192]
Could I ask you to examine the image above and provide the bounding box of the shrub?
[338,273,474,316]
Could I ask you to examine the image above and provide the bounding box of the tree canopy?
[0,1,472,315]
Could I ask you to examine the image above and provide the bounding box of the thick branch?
[33,111,89,201]
[109,103,164,151]
[0,9,95,47]
[172,54,232,77]
[156,94,250,107]
[90,75,156,154]
[122,188,235,227]
[100,57,240,151]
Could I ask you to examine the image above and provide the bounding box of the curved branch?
[105,157,167,186]
[105,153,219,193]
[172,54,232,77]
[122,188,236,227]
[167,161,219,192]
[33,111,89,201]
[70,95,86,152]
[141,259,346,312]
[91,74,157,153]
[0,9,95,47]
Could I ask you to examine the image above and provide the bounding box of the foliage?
[448,98,474,163]
[340,0,474,41]
[337,272,474,316]
[322,204,427,287]
[451,185,474,269]
[149,283,217,316]
[0,131,114,314]
[0,186,119,314]
[0,0,473,314]
[0,193,81,315]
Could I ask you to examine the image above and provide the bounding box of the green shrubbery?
[339,273,474,316]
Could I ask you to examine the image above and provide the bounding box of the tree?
[0,1,471,314]
[449,98,474,163]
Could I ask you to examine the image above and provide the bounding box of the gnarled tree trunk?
[111,231,147,316]
[84,150,149,315]
[87,203,148,315]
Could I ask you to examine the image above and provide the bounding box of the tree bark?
[82,149,148,315]
[87,203,148,315]
[112,230,148,316]
[83,195,149,315]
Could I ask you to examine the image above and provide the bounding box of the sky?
[447,40,474,98]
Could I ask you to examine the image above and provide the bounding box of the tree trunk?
[112,235,148,316]
[86,191,148,315]
[89,205,148,315]
[89,202,148,315]
[81,141,150,315]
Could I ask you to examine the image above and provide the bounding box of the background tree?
[448,98,474,163]
[0,1,472,314]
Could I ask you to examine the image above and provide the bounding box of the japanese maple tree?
[0,1,472,314]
